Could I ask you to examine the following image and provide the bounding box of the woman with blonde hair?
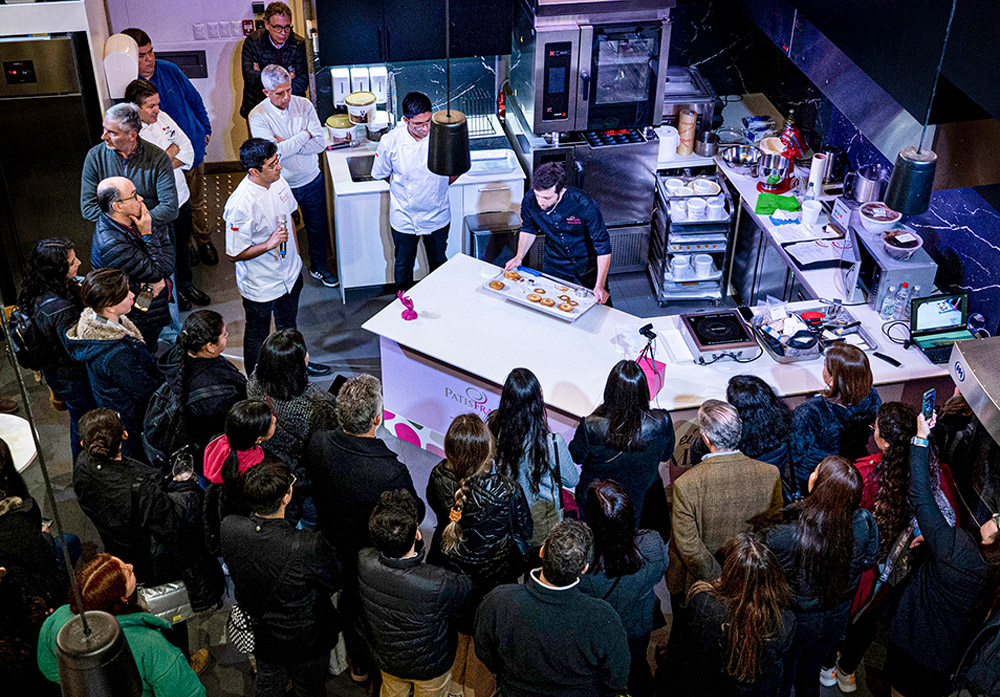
[426,413,532,697]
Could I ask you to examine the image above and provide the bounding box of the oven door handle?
[580,71,591,101]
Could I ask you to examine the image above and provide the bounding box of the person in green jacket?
[37,553,205,697]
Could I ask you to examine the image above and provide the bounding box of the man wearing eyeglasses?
[240,2,308,124]
[224,138,330,377]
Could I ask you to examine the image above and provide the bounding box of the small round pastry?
[555,285,569,292]
[568,300,579,306]
[557,302,573,312]
[533,288,546,294]
[539,297,555,307]
[527,293,542,303]
[503,271,521,280]
[489,280,505,291]
[558,294,571,302]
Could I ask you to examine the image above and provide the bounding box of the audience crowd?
[2,4,1000,697]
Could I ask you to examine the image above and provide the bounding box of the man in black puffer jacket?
[359,490,470,696]
[90,176,174,349]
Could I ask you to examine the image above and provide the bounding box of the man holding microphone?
[224,138,330,376]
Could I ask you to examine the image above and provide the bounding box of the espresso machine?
[505,0,676,273]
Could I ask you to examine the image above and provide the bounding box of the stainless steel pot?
[694,131,720,157]
[845,164,891,203]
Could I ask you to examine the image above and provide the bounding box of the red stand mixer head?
[757,153,795,194]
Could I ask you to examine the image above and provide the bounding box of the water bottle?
[804,181,818,202]
[894,282,911,321]
[906,285,921,319]
[879,285,898,320]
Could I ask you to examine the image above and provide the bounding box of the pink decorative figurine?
[397,291,417,320]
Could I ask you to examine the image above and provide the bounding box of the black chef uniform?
[519,186,612,300]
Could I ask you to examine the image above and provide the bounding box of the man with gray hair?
[248,64,336,288]
[666,398,783,604]
[81,102,177,227]
[303,373,425,683]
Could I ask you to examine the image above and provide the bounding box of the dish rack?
[648,164,734,306]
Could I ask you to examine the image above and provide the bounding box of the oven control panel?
[541,42,572,122]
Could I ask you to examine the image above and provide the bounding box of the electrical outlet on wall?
[232,21,244,37]
[242,20,254,36]
[219,21,231,38]
[193,23,207,40]
[207,22,220,38]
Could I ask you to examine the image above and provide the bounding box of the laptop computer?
[909,293,977,364]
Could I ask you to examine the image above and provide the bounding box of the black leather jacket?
[429,469,533,633]
[358,544,471,680]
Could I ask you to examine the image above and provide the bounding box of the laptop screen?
[911,293,969,334]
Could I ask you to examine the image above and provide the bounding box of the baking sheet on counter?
[481,267,597,322]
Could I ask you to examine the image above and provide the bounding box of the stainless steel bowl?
[757,153,792,182]
[720,144,761,173]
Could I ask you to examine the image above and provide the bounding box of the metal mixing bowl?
[720,144,762,173]
[757,153,792,182]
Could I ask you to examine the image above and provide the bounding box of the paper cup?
[802,200,823,226]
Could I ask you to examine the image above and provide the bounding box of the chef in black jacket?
[504,163,612,305]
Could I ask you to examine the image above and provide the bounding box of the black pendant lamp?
[428,0,471,177]
[885,0,956,215]
[57,611,143,697]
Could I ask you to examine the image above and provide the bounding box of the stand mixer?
[756,113,805,195]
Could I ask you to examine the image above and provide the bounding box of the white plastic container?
[687,197,707,220]
[331,68,350,107]
[350,67,370,94]
[345,91,377,124]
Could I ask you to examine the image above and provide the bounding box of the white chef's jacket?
[224,175,302,303]
[248,96,326,189]
[140,111,192,206]
[371,122,450,235]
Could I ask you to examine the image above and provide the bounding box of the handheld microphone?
[639,323,657,340]
[277,214,288,258]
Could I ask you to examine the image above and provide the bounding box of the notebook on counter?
[909,293,977,364]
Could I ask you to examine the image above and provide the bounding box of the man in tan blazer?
[666,400,784,605]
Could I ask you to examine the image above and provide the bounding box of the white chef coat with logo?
[248,96,326,189]
[371,122,450,235]
[140,111,193,205]
[224,175,302,303]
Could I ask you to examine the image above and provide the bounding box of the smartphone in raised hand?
[922,388,936,421]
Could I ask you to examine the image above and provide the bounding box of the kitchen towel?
[755,192,802,215]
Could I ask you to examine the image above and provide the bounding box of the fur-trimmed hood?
[65,307,145,361]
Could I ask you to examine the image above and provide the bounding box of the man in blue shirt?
[122,27,218,268]
[505,163,613,305]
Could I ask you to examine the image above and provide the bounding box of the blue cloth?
[146,59,211,166]
[520,186,611,279]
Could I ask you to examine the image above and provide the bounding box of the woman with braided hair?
[427,413,532,697]
[157,310,246,469]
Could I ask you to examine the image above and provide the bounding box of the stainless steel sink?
[347,154,375,182]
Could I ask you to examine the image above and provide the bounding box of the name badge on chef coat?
[566,216,582,225]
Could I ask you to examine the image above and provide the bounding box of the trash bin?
[464,212,545,270]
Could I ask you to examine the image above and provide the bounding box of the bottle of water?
[894,282,911,321]
[906,285,922,319]
[879,285,898,320]
[804,181,818,202]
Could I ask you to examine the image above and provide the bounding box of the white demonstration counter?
[363,254,947,455]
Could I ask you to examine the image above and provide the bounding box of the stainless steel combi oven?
[510,0,675,134]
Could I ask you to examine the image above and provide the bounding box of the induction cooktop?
[679,310,760,364]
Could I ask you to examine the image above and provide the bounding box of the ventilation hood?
[949,337,1000,446]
